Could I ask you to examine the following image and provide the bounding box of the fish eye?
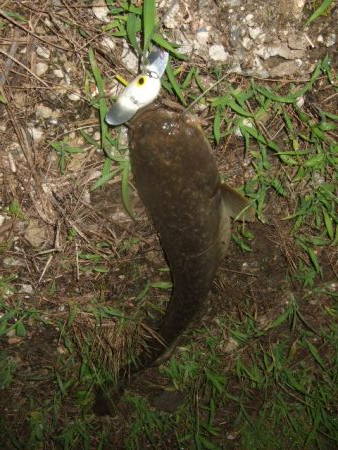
[137,76,146,86]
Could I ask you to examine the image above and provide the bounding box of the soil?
[0,0,337,448]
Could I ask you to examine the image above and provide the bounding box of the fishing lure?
[106,47,169,126]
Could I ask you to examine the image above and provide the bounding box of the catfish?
[94,105,254,414]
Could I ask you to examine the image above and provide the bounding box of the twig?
[0,8,70,51]
[0,47,50,88]
[38,254,54,285]
[183,74,227,114]
[75,240,80,281]
[0,31,19,86]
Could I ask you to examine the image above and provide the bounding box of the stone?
[36,104,53,119]
[121,41,139,73]
[209,44,229,62]
[67,90,81,101]
[92,0,110,22]
[24,219,46,248]
[326,33,336,47]
[36,46,51,59]
[53,69,64,78]
[163,1,180,29]
[36,62,48,76]
[28,127,44,143]
[101,36,116,52]
[196,28,209,45]
[269,60,301,77]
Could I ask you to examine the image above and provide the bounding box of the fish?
[128,105,255,366]
[94,105,255,415]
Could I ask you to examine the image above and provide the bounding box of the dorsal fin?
[220,182,256,222]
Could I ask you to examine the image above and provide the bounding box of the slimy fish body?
[95,105,254,415]
[128,106,255,367]
[96,49,254,414]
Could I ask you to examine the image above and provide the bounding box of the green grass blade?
[143,0,156,52]
[213,110,221,144]
[88,48,109,153]
[306,339,325,369]
[166,61,186,105]
[252,61,322,104]
[306,0,333,26]
[127,12,141,55]
[153,33,186,59]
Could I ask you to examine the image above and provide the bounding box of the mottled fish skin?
[94,105,254,415]
[128,106,235,367]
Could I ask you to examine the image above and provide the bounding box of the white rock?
[82,189,91,204]
[255,45,304,60]
[235,118,254,138]
[121,41,139,73]
[6,329,17,338]
[288,34,308,50]
[317,34,324,43]
[174,30,194,54]
[291,0,306,17]
[63,61,77,74]
[101,36,116,52]
[36,104,53,119]
[24,219,46,248]
[223,337,239,353]
[242,36,253,50]
[20,284,33,294]
[64,73,71,86]
[209,44,229,62]
[28,127,44,143]
[196,28,209,45]
[326,33,336,47]
[36,62,48,76]
[245,13,255,26]
[13,92,26,107]
[163,2,180,29]
[3,257,26,267]
[227,433,238,441]
[53,69,64,78]
[51,109,61,118]
[44,18,53,28]
[269,60,300,77]
[36,46,50,59]
[67,90,81,101]
[92,0,110,23]
[249,26,262,40]
[0,215,5,226]
[329,283,337,292]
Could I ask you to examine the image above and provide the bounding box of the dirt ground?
[0,1,337,448]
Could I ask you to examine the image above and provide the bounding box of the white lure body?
[106,47,169,126]
[106,74,161,126]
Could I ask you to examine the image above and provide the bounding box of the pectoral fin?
[220,182,256,222]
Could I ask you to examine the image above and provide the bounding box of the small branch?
[0,47,50,88]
